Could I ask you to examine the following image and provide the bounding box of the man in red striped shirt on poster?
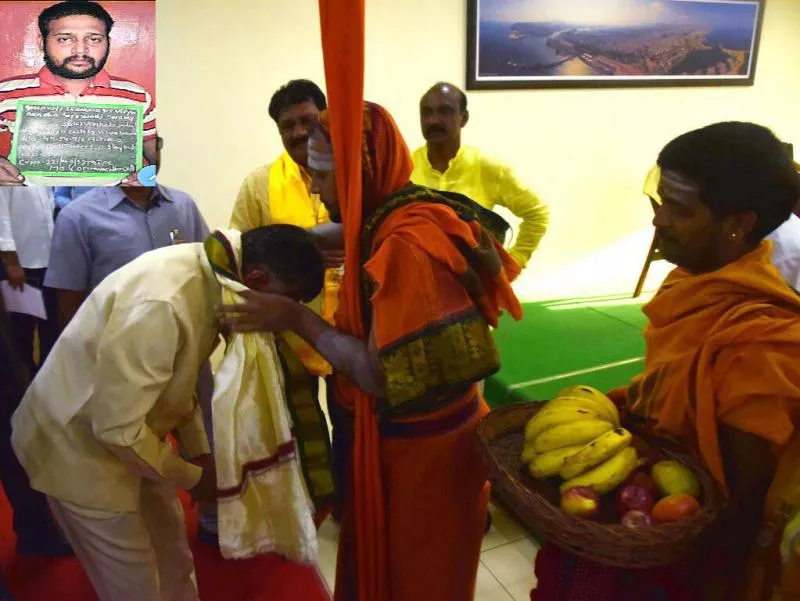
[0,1,157,187]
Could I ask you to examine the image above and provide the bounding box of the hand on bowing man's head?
[217,289,297,334]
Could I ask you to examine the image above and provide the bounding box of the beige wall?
[156,0,800,302]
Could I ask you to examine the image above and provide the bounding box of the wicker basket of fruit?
[476,386,723,569]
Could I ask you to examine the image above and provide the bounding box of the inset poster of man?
[0,0,157,187]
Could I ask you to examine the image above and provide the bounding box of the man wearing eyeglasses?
[0,1,157,186]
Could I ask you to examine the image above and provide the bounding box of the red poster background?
[0,0,155,100]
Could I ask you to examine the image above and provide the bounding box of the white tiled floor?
[316,504,539,601]
[480,536,539,601]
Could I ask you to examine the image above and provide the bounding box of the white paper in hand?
[1,281,46,319]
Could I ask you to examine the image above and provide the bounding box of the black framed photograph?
[466,0,766,90]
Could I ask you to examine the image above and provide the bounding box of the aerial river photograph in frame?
[472,0,762,86]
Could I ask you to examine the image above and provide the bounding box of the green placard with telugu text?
[9,100,143,179]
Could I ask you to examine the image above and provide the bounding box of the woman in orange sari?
[532,122,800,600]
[220,102,522,601]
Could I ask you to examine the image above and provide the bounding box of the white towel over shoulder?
[206,230,317,563]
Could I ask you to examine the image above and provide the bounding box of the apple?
[621,510,654,529]
[625,472,660,500]
[561,486,601,519]
[616,484,655,516]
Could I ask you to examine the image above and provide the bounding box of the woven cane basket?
[477,402,723,569]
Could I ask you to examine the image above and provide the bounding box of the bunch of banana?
[519,385,641,494]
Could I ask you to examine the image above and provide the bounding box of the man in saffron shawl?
[228,79,342,522]
[219,101,522,601]
[532,122,800,601]
[230,79,342,332]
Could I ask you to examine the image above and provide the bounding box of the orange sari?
[318,106,521,601]
[627,242,800,599]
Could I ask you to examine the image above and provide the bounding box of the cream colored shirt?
[11,243,220,512]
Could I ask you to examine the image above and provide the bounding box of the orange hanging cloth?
[317,2,387,600]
